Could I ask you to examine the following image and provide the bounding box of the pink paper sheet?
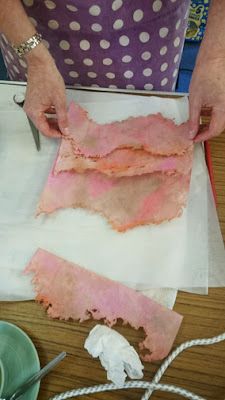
[66,102,192,157]
[25,249,183,361]
[37,168,191,232]
[54,139,193,177]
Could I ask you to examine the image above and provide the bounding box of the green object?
[0,321,40,400]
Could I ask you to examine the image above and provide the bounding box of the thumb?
[188,94,201,139]
[55,97,69,135]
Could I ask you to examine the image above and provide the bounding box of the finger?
[31,112,62,138]
[188,95,202,139]
[45,105,56,115]
[194,108,225,142]
[54,97,68,135]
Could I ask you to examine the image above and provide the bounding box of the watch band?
[12,33,42,58]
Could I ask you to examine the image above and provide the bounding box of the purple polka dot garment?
[0,0,190,91]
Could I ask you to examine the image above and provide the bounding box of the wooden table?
[1,135,225,400]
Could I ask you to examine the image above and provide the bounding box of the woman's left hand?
[189,55,225,142]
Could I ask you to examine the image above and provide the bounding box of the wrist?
[25,42,53,68]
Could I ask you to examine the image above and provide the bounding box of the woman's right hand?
[24,43,68,138]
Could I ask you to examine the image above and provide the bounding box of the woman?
[0,0,225,141]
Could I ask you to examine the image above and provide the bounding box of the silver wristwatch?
[12,33,42,58]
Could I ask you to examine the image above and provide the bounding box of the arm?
[0,0,68,137]
[189,0,225,141]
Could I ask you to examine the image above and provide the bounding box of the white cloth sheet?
[0,83,224,306]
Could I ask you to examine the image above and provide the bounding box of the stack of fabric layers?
[38,102,193,231]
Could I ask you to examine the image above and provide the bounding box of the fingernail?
[189,129,196,139]
[62,127,69,136]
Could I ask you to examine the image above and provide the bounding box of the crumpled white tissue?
[84,325,144,386]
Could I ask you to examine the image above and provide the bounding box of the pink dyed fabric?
[25,249,183,362]
[37,166,190,231]
[54,139,193,177]
[66,102,192,157]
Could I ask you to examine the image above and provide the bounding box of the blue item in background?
[176,42,200,93]
[0,51,8,80]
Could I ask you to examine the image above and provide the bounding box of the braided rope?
[50,381,205,400]
[141,332,225,400]
[49,332,225,400]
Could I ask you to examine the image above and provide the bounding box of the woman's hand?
[189,55,225,142]
[24,44,68,138]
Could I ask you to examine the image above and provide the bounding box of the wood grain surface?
[1,134,225,400]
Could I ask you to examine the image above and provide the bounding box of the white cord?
[49,332,225,400]
[50,381,205,400]
[141,331,225,400]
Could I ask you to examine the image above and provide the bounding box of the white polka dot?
[43,39,50,49]
[176,19,181,30]
[91,84,99,88]
[139,32,150,43]
[13,65,20,74]
[172,82,176,91]
[171,0,177,2]
[9,70,15,78]
[2,34,8,44]
[173,68,178,77]
[143,68,152,77]
[64,58,74,65]
[126,84,135,89]
[89,5,101,16]
[161,77,168,86]
[8,51,14,61]
[29,17,37,27]
[100,39,110,49]
[103,58,113,65]
[119,35,129,46]
[174,53,179,63]
[109,85,118,89]
[174,36,181,47]
[91,23,102,32]
[88,71,97,78]
[112,0,123,11]
[80,40,90,51]
[23,0,34,6]
[113,19,124,30]
[19,59,27,68]
[59,40,70,50]
[160,46,167,55]
[69,21,80,31]
[83,58,93,66]
[184,8,189,19]
[44,0,56,10]
[69,71,79,78]
[66,4,77,12]
[152,0,162,12]
[106,72,115,79]
[124,70,134,79]
[144,83,153,90]
[141,51,151,61]
[133,9,144,22]
[48,19,59,29]
[122,55,132,63]
[160,62,168,72]
[159,27,169,38]
[4,55,10,64]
